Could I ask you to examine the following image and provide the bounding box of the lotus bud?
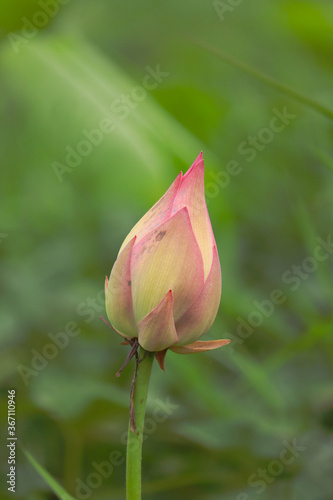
[105,153,230,369]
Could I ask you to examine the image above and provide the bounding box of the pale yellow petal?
[131,207,204,323]
[119,172,182,253]
[137,290,178,352]
[105,237,137,338]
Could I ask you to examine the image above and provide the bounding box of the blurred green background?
[1,1,333,499]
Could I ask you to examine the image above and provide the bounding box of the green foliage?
[1,1,333,499]
[22,449,75,500]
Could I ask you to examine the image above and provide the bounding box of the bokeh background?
[1,1,333,499]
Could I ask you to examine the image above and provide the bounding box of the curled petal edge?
[116,339,230,373]
[170,339,230,354]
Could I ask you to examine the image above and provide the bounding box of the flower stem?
[126,347,154,500]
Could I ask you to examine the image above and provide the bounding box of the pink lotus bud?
[105,153,230,367]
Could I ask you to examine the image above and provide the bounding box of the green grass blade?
[193,40,333,121]
[22,448,76,500]
[314,149,333,173]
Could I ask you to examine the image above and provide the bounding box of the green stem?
[126,348,154,500]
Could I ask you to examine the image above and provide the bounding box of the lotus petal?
[171,152,215,279]
[137,290,178,351]
[105,237,137,338]
[170,339,230,354]
[131,207,204,323]
[174,245,221,345]
[119,172,182,253]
